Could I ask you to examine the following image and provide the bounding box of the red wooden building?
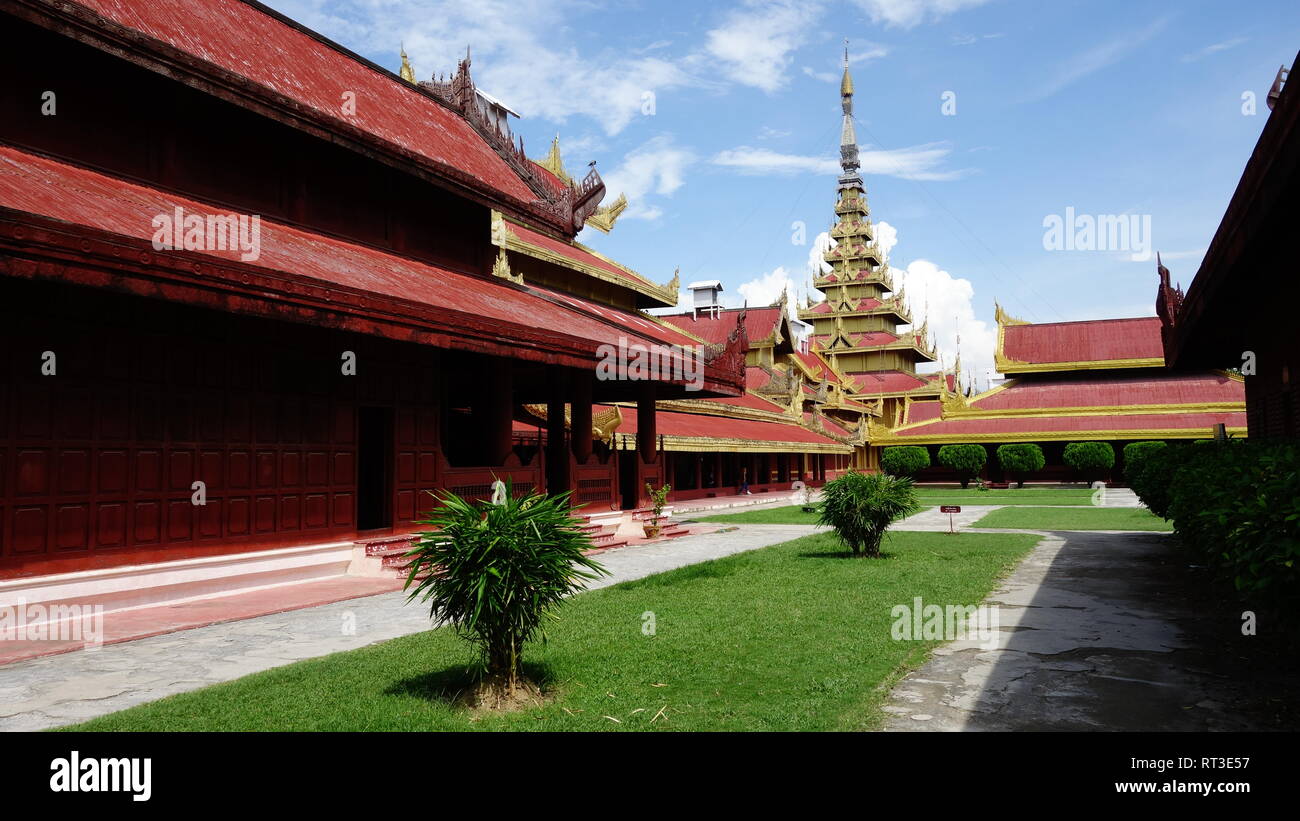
[0,0,746,580]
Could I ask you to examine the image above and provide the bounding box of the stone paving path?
[880,524,1269,731]
[0,524,817,732]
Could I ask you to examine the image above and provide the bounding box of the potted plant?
[643,482,671,538]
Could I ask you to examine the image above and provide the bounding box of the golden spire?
[538,134,572,184]
[399,45,416,84]
[840,40,854,98]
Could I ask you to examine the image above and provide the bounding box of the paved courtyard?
[3,491,1278,732]
[881,520,1279,731]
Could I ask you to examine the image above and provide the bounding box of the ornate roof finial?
[539,134,572,184]
[399,44,416,84]
[839,40,860,177]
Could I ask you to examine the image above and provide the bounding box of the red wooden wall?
[0,279,442,578]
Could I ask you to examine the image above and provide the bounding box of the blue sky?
[268,0,1297,387]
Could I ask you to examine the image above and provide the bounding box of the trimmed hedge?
[1063,441,1115,482]
[1131,439,1300,611]
[881,446,930,478]
[996,443,1045,488]
[1122,441,1167,484]
[937,444,987,489]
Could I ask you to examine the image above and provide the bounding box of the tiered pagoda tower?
[799,48,943,429]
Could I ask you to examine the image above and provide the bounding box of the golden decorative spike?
[585,193,628,233]
[538,134,572,185]
[399,46,416,84]
[491,248,523,285]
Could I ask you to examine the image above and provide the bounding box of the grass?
[691,505,829,524]
[913,488,1098,506]
[62,530,1039,732]
[971,506,1173,532]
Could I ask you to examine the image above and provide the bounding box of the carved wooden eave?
[521,403,624,443]
[585,193,628,234]
[702,308,749,377]
[490,211,678,306]
[490,247,522,285]
[420,53,605,235]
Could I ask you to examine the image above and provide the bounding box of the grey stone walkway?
[881,525,1269,731]
[0,524,816,731]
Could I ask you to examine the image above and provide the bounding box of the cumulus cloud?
[268,0,695,136]
[736,266,798,308]
[851,0,993,29]
[895,260,998,390]
[713,143,967,181]
[704,0,823,93]
[598,136,696,221]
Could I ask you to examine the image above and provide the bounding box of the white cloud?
[737,266,798,309]
[598,136,696,221]
[268,0,696,136]
[895,259,998,389]
[874,220,899,255]
[704,0,823,93]
[713,142,967,181]
[1181,37,1248,63]
[1024,16,1171,103]
[851,0,993,29]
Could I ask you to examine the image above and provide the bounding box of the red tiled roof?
[660,307,784,346]
[974,372,1244,411]
[69,0,537,204]
[848,370,930,394]
[0,144,737,392]
[793,351,841,384]
[506,219,658,292]
[529,161,569,195]
[907,401,943,423]
[746,366,772,390]
[696,391,788,413]
[1002,317,1164,366]
[604,405,844,448]
[851,331,900,347]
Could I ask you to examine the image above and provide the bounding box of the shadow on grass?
[796,550,896,560]
[385,660,556,706]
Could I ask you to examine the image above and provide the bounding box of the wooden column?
[546,368,569,495]
[571,372,593,464]
[637,382,657,464]
[484,356,513,466]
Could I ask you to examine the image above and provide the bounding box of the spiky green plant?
[403,483,607,696]
[817,471,921,558]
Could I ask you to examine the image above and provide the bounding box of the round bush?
[880,446,930,478]
[1122,441,1166,484]
[937,444,987,488]
[996,443,1045,488]
[1063,441,1115,483]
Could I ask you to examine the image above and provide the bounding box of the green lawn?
[914,488,1098,506]
[971,506,1172,531]
[62,530,1039,732]
[690,505,828,524]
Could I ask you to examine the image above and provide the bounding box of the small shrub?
[1063,441,1115,483]
[937,444,988,489]
[817,471,921,557]
[881,446,930,478]
[996,443,1045,488]
[403,484,608,706]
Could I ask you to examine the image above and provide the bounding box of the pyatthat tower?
[798,47,950,431]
